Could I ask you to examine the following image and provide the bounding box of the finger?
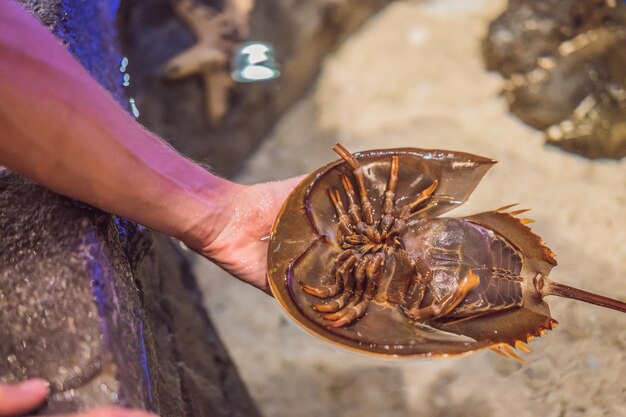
[57,407,158,417]
[0,379,49,416]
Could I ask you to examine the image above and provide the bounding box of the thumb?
[0,379,49,416]
[267,175,306,205]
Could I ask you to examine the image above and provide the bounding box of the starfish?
[163,0,254,124]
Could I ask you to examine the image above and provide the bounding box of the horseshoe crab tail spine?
[541,278,626,314]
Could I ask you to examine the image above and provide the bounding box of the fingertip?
[0,379,49,416]
[88,407,159,417]
[18,378,50,398]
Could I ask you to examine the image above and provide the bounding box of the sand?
[193,1,626,416]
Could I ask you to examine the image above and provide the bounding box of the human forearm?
[0,1,235,246]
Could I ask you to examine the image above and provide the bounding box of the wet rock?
[118,0,391,176]
[1,1,259,416]
[483,0,626,159]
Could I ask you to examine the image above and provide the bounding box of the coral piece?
[163,0,253,124]
[483,0,626,159]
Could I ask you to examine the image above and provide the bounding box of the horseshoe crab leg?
[406,268,480,321]
[301,250,354,298]
[341,174,377,242]
[380,156,399,238]
[333,143,375,225]
[327,299,369,328]
[329,188,353,239]
[325,254,382,328]
[408,179,439,212]
[340,174,363,226]
[388,180,440,238]
[323,256,369,322]
[312,254,357,312]
[403,257,433,311]
[301,267,343,298]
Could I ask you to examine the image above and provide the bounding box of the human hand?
[0,379,48,417]
[0,380,157,417]
[192,175,305,292]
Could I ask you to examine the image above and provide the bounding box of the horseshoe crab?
[267,144,626,360]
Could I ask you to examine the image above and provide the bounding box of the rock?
[0,171,151,413]
[137,234,261,417]
[17,0,126,104]
[1,1,260,416]
[118,0,391,176]
[483,0,626,159]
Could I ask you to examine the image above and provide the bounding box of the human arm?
[0,1,301,290]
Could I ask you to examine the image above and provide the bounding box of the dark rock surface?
[483,0,626,159]
[1,1,260,416]
[0,171,151,413]
[17,0,126,104]
[137,234,260,417]
[118,0,391,177]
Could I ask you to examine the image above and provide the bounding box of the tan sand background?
[193,1,626,416]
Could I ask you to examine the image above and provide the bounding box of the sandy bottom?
[193,1,626,416]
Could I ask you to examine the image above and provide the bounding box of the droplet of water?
[129,98,140,118]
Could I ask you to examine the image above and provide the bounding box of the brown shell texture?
[483,0,626,160]
[268,146,626,360]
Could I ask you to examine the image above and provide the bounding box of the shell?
[483,0,626,159]
[267,145,626,359]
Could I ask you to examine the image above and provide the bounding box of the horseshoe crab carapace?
[267,144,626,360]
